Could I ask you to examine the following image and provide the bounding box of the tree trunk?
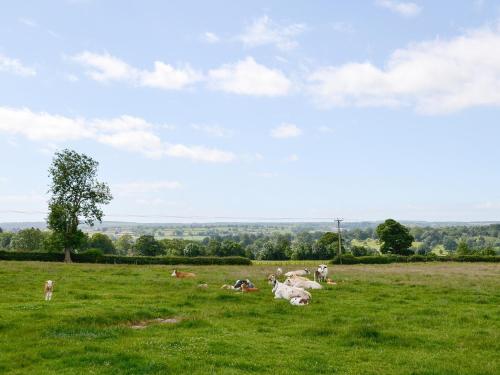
[64,247,72,263]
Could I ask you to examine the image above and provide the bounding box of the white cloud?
[0,106,235,163]
[238,15,306,51]
[270,123,302,138]
[285,154,299,162]
[202,32,220,44]
[191,124,233,137]
[376,0,421,17]
[208,57,291,96]
[114,180,182,194]
[140,61,202,90]
[73,52,293,97]
[165,144,234,163]
[97,130,164,158]
[73,51,133,82]
[0,54,36,77]
[91,115,155,133]
[72,51,202,90]
[308,23,500,114]
[0,107,92,141]
[19,17,38,28]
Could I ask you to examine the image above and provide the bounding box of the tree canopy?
[47,149,112,262]
[376,219,414,255]
[135,235,165,256]
[115,234,135,255]
[10,228,45,252]
[89,233,116,254]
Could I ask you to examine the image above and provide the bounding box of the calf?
[44,280,54,301]
[314,264,328,282]
[326,278,337,285]
[171,269,196,278]
[241,282,259,292]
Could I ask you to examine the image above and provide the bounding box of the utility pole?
[335,218,343,264]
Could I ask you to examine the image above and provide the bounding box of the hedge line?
[331,254,500,264]
[0,251,252,265]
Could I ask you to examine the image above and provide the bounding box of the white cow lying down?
[269,275,311,306]
[284,276,322,290]
[284,268,310,277]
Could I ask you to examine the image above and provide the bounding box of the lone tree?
[376,219,414,255]
[47,149,112,262]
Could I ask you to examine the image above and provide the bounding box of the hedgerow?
[331,254,500,264]
[0,251,251,265]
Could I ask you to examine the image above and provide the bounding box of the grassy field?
[0,261,498,374]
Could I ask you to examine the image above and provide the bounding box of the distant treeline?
[1,223,499,260]
[0,227,344,260]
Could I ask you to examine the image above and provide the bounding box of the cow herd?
[171,264,333,306]
[43,265,333,306]
[268,264,329,306]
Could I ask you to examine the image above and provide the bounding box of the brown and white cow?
[171,270,196,278]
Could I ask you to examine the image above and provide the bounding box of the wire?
[0,210,336,221]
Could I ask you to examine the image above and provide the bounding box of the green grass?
[0,261,499,374]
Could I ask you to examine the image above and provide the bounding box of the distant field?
[0,262,499,374]
[350,239,455,256]
[351,238,381,250]
[252,260,330,266]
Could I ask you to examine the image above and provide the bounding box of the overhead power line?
[0,210,339,221]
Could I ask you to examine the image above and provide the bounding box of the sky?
[0,0,500,223]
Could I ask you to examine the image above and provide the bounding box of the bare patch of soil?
[129,317,181,329]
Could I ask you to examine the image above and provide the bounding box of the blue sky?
[1,0,499,222]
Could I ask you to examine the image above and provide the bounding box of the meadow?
[0,261,498,374]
